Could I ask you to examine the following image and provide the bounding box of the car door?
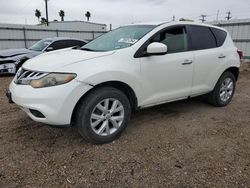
[139,25,194,107]
[188,26,227,96]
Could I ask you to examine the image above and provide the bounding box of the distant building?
[209,19,250,59]
[36,21,107,32]
[0,21,107,50]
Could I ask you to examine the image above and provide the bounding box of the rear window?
[190,26,217,50]
[211,28,227,47]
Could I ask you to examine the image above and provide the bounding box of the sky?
[0,0,250,28]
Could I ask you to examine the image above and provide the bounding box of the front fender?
[77,71,143,104]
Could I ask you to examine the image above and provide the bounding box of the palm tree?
[40,17,47,24]
[59,10,65,21]
[35,9,41,23]
[85,11,91,21]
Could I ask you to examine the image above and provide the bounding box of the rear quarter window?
[190,26,217,50]
[211,28,227,47]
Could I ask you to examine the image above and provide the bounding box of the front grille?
[15,68,48,85]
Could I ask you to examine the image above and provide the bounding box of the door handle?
[182,59,193,65]
[218,54,226,59]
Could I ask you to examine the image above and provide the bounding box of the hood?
[23,48,115,72]
[0,48,32,58]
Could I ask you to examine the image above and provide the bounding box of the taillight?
[237,49,243,60]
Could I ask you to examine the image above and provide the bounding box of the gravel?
[0,63,250,187]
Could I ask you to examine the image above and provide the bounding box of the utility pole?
[216,10,220,21]
[172,15,175,21]
[225,11,232,21]
[45,0,49,26]
[200,14,207,23]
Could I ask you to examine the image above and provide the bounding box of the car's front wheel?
[208,71,236,107]
[75,87,131,144]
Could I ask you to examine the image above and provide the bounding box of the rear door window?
[190,26,217,50]
[49,40,68,50]
[69,40,87,47]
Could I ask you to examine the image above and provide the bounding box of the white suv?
[8,21,241,144]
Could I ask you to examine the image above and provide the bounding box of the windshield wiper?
[80,47,95,51]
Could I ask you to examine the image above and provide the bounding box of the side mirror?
[45,47,54,52]
[146,42,167,55]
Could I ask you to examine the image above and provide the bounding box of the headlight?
[30,73,77,88]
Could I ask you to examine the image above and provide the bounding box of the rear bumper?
[9,79,93,126]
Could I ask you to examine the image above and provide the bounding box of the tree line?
[35,9,91,24]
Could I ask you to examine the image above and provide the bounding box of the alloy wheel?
[219,77,234,102]
[90,98,125,136]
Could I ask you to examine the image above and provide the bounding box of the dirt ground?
[0,63,250,188]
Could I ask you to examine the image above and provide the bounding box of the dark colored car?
[0,37,87,74]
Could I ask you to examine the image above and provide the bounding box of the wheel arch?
[224,66,239,81]
[211,66,239,92]
[71,80,138,125]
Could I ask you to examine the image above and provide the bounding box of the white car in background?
[8,21,241,144]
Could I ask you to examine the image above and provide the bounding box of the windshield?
[29,39,53,52]
[82,25,156,52]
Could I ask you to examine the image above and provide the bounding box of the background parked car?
[0,37,87,75]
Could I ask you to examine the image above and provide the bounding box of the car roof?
[169,21,227,31]
[128,21,227,32]
[42,37,88,43]
[127,21,170,26]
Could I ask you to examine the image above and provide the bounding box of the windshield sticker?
[118,38,138,44]
[115,46,121,49]
[44,41,52,45]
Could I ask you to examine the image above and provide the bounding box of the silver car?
[0,37,87,74]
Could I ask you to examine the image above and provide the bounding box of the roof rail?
[179,18,194,22]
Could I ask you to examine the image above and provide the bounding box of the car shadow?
[0,74,14,78]
[9,96,212,149]
[132,96,210,119]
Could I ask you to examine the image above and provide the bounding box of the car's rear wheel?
[208,71,236,107]
[75,87,131,144]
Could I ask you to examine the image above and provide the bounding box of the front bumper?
[9,79,93,126]
[5,89,13,103]
[0,63,16,74]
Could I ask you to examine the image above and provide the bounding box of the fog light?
[29,109,45,118]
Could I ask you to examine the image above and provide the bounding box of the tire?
[208,71,236,107]
[75,87,131,144]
